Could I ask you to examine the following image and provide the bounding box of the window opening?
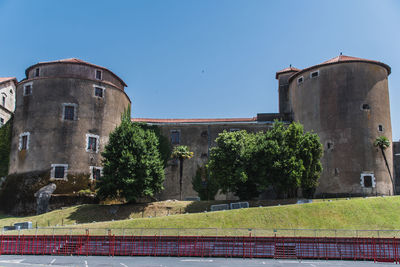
[0,118,4,127]
[94,86,104,98]
[360,173,376,188]
[19,132,30,151]
[361,104,370,110]
[378,125,384,132]
[24,84,32,96]
[90,166,103,180]
[2,96,5,106]
[310,70,319,78]
[63,105,75,120]
[230,128,240,132]
[171,130,180,145]
[35,68,40,77]
[86,134,99,153]
[95,70,102,80]
[297,76,304,84]
[51,164,68,179]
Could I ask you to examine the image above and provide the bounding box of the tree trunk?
[381,148,395,195]
[179,158,184,200]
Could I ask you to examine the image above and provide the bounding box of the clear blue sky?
[1,0,399,138]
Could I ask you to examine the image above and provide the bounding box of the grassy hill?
[1,196,400,237]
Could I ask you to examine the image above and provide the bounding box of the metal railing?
[1,234,400,262]
[3,227,400,238]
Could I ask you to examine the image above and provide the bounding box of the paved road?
[0,255,395,267]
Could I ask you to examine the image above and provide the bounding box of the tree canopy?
[96,113,165,203]
[207,121,323,199]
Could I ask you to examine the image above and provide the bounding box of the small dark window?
[363,175,372,188]
[362,104,370,110]
[297,76,303,84]
[0,118,4,127]
[87,137,98,152]
[64,106,75,120]
[171,130,180,145]
[92,168,101,180]
[54,166,65,179]
[2,96,5,106]
[21,135,28,150]
[96,70,102,80]
[24,85,32,95]
[378,125,384,132]
[94,87,104,97]
[230,128,240,132]
[311,71,319,78]
[35,68,40,77]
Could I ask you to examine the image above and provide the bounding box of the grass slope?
[1,197,400,232]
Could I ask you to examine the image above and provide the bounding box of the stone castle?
[1,54,397,203]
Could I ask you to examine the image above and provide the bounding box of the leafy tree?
[0,117,12,177]
[374,136,393,193]
[208,130,260,199]
[192,165,219,200]
[171,145,194,200]
[137,123,172,168]
[208,121,323,200]
[96,113,165,203]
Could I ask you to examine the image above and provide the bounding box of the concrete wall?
[289,62,393,196]
[9,62,130,178]
[153,122,273,200]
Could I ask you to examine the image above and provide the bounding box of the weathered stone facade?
[0,77,17,127]
[3,54,396,204]
[8,59,131,180]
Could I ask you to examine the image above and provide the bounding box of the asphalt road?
[0,255,396,267]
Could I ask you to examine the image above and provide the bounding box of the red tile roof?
[25,58,127,87]
[275,66,301,79]
[288,54,391,83]
[132,117,257,123]
[0,77,17,85]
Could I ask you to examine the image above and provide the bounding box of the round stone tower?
[9,58,131,181]
[287,55,393,197]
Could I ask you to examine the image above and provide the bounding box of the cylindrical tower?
[288,55,393,197]
[9,58,131,182]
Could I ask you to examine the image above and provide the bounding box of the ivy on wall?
[0,116,12,177]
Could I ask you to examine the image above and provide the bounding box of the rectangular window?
[95,70,102,80]
[62,103,77,121]
[51,164,68,179]
[35,68,40,77]
[310,70,319,78]
[86,134,99,153]
[90,166,103,180]
[360,173,376,188]
[0,118,4,127]
[64,106,75,120]
[24,84,32,96]
[171,130,180,145]
[94,86,104,98]
[2,96,5,106]
[297,76,304,84]
[19,132,30,151]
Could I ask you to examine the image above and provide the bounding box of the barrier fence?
[1,234,400,262]
[3,227,400,238]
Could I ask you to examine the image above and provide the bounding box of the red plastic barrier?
[0,235,399,262]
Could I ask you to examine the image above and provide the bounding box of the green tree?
[96,113,165,203]
[208,130,260,200]
[192,165,219,200]
[0,117,13,177]
[137,123,172,168]
[374,136,393,193]
[208,121,323,200]
[171,145,194,200]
